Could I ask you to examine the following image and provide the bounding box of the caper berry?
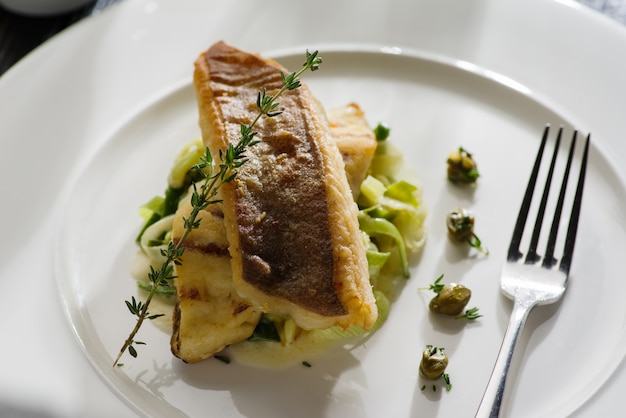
[429,283,471,316]
[419,345,449,380]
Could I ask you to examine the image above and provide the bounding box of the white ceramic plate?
[56,47,626,418]
[4,0,626,417]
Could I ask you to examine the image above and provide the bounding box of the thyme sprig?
[423,274,445,294]
[456,306,482,321]
[113,49,322,367]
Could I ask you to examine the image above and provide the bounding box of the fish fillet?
[327,103,378,200]
[170,199,261,363]
[171,103,377,362]
[194,41,377,331]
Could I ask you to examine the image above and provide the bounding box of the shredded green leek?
[358,213,409,278]
[136,139,206,243]
[358,175,387,207]
[385,180,419,208]
[167,138,205,189]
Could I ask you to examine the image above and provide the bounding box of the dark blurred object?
[0,0,122,76]
[0,401,56,418]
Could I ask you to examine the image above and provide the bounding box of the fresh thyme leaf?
[456,306,482,320]
[423,274,445,294]
[303,50,322,72]
[443,373,452,391]
[468,233,489,255]
[125,298,139,316]
[302,361,312,368]
[112,48,322,367]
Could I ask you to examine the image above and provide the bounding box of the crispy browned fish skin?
[194,41,377,331]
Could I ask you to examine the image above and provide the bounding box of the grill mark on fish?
[178,286,201,301]
[233,302,252,315]
[175,240,230,257]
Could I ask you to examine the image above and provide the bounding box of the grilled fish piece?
[171,102,377,362]
[194,41,377,331]
[327,103,377,200]
[170,198,261,363]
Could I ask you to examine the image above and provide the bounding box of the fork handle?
[475,299,536,418]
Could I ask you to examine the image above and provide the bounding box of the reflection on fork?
[475,124,590,418]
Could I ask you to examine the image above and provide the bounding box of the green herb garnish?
[443,373,452,391]
[424,274,445,294]
[373,122,390,141]
[456,306,482,321]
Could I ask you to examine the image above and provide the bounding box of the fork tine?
[542,130,578,268]
[507,125,550,262]
[525,127,563,264]
[559,133,590,273]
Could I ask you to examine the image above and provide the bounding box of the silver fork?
[475,125,590,418]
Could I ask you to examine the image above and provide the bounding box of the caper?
[446,208,489,254]
[447,147,479,184]
[419,345,449,380]
[446,208,475,241]
[429,283,471,316]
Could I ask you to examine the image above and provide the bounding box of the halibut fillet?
[171,102,377,362]
[194,41,377,331]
